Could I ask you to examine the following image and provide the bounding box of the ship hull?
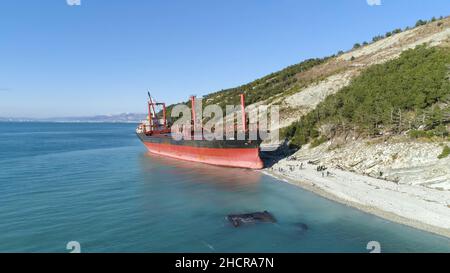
[137,133,264,169]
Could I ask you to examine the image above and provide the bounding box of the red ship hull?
[138,133,264,169]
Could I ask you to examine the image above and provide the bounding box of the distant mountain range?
[0,113,147,123]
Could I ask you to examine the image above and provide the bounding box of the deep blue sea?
[0,122,449,253]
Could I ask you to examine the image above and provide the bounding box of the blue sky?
[0,0,449,118]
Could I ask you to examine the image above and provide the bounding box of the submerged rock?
[295,223,309,232]
[227,211,276,227]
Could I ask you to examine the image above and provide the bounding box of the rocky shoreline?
[261,140,450,238]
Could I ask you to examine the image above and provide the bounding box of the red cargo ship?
[136,93,264,169]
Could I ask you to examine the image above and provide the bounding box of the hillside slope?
[193,16,450,133]
[283,45,450,146]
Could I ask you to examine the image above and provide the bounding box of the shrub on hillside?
[438,145,450,159]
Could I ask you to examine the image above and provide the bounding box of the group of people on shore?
[275,161,333,178]
[316,165,332,177]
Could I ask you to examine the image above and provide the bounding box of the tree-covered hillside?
[184,16,447,113]
[283,45,450,147]
[203,57,328,108]
[165,57,329,118]
[162,16,449,135]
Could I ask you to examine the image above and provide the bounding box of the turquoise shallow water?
[0,122,449,253]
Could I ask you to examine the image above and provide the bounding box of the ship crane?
[145,91,168,135]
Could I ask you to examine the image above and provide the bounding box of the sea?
[0,122,449,253]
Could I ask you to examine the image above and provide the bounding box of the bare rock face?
[293,139,450,190]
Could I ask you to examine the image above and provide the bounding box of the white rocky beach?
[263,140,450,238]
